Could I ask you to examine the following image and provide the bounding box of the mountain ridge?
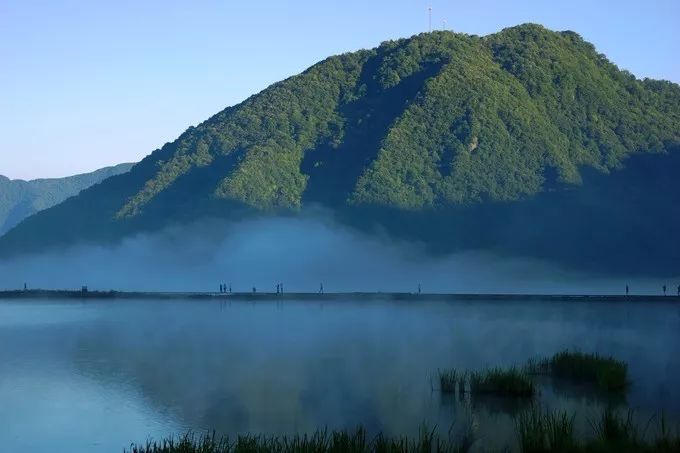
[1,24,679,274]
[0,163,134,236]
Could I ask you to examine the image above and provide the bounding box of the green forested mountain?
[0,163,133,236]
[1,24,679,274]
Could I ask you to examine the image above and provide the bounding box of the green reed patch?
[127,409,680,453]
[540,350,628,392]
[590,407,640,447]
[469,368,535,397]
[439,369,459,394]
[516,407,680,453]
[516,407,576,453]
[440,367,534,397]
[438,369,468,395]
[126,427,475,453]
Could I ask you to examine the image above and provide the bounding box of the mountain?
[1,24,679,274]
[0,163,134,236]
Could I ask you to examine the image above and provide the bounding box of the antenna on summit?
[443,19,447,30]
[428,5,432,32]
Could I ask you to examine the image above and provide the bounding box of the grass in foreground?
[516,408,576,452]
[127,409,680,453]
[517,407,680,453]
[126,427,475,453]
[526,350,628,392]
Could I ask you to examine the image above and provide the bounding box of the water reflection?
[0,298,678,452]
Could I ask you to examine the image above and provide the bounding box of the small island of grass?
[526,350,628,392]
[439,367,535,397]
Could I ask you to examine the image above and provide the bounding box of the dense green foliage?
[101,24,680,216]
[0,163,133,236]
[1,24,679,267]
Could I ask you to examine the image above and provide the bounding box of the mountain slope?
[1,24,679,274]
[0,163,134,236]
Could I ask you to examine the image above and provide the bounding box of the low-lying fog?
[1,297,679,452]
[0,215,676,294]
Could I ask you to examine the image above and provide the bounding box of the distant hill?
[1,24,679,274]
[0,163,134,236]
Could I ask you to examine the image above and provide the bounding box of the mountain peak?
[1,24,679,274]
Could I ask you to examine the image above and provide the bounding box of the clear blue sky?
[1,0,678,180]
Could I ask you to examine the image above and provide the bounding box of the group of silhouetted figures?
[216,282,330,294]
[218,284,231,293]
[216,283,327,294]
[625,284,680,296]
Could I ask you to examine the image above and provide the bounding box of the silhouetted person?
[663,285,667,296]
[626,285,629,297]
[319,283,324,294]
[24,282,27,291]
[280,283,284,294]
[228,284,232,293]
[418,284,422,295]
[276,283,280,294]
[677,285,680,297]
[220,284,223,293]
[253,287,257,293]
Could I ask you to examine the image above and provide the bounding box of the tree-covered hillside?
[0,163,133,236]
[1,24,679,273]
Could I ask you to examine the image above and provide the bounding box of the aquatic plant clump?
[548,350,628,392]
[439,369,458,393]
[524,357,551,376]
[126,428,476,453]
[440,367,535,397]
[469,368,535,397]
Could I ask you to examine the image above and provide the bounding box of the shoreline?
[1,289,680,302]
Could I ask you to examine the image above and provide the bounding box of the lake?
[1,297,679,452]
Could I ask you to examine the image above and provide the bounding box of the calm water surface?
[1,297,679,452]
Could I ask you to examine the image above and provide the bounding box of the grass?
[590,407,640,447]
[516,407,576,453]
[126,427,476,453]
[440,367,534,397]
[525,357,551,376]
[439,369,459,394]
[469,368,535,397]
[442,350,627,399]
[438,370,467,395]
[525,350,628,393]
[127,410,680,453]
[548,351,628,392]
[516,407,680,453]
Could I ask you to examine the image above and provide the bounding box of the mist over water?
[0,215,675,294]
[1,297,679,452]
[2,215,679,451]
